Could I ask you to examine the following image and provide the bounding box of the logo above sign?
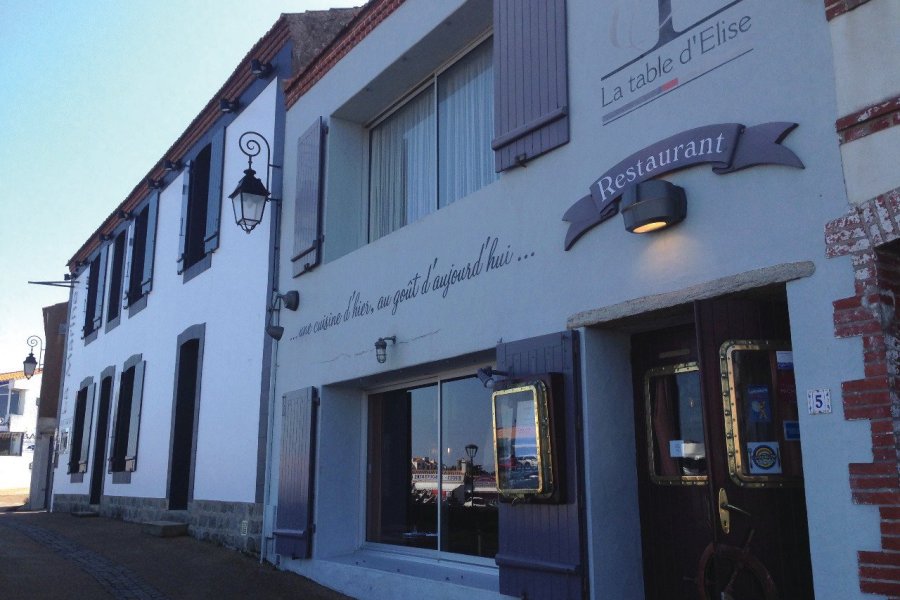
[562,122,804,250]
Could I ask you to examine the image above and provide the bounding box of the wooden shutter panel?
[177,162,192,274]
[125,360,145,472]
[274,387,319,559]
[78,382,96,474]
[204,128,225,254]
[494,331,586,599]
[141,192,159,295]
[292,118,325,278]
[91,247,108,332]
[108,371,126,473]
[492,0,569,171]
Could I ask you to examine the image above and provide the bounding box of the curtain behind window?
[369,88,436,241]
[438,40,495,208]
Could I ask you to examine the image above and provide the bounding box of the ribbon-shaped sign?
[562,122,803,250]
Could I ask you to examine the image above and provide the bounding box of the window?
[367,374,498,558]
[0,382,10,422]
[126,193,159,312]
[69,380,95,476]
[644,363,707,485]
[82,250,107,339]
[9,390,22,415]
[0,432,24,456]
[109,355,145,474]
[106,230,127,325]
[369,39,496,241]
[178,130,224,279]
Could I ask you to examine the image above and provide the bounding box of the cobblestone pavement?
[0,510,354,600]
[1,516,168,599]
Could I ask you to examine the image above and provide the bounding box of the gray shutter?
[177,162,192,274]
[125,360,145,472]
[108,372,125,473]
[91,247,108,332]
[78,382,96,474]
[204,128,225,254]
[141,192,159,295]
[274,387,319,559]
[494,331,586,599]
[492,0,569,171]
[292,118,325,278]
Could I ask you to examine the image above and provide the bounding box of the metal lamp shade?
[229,168,270,233]
[620,180,687,234]
[23,352,37,379]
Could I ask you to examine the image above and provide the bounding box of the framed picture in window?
[492,379,557,500]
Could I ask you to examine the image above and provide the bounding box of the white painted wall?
[270,0,873,598]
[52,80,279,505]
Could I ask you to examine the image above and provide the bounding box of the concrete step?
[71,510,99,518]
[142,520,189,538]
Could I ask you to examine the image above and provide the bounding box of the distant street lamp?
[23,335,43,379]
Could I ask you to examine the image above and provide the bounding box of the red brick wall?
[827,189,900,598]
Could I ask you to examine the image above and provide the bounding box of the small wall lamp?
[250,59,273,79]
[620,180,687,234]
[265,291,300,341]
[164,159,182,172]
[374,336,396,364]
[229,131,279,234]
[23,335,44,380]
[476,366,509,389]
[147,178,163,190]
[220,98,240,113]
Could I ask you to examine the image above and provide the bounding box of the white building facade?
[0,371,41,494]
[263,1,900,599]
[50,11,358,553]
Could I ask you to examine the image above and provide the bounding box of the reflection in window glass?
[647,367,707,481]
[367,376,498,558]
[494,388,543,493]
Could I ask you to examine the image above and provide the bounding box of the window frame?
[363,367,498,567]
[365,32,495,242]
[104,227,128,332]
[178,128,225,283]
[126,192,159,317]
[81,248,107,343]
[108,354,146,482]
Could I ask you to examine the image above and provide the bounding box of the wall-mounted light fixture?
[117,209,133,221]
[163,159,182,172]
[374,336,396,364]
[147,178,163,190]
[250,59,273,79]
[229,131,279,234]
[23,335,44,380]
[265,290,300,340]
[220,98,240,113]
[620,179,687,234]
[476,366,509,389]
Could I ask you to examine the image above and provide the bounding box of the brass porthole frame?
[644,362,707,486]
[720,340,802,489]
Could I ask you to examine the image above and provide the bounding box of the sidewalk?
[0,505,354,600]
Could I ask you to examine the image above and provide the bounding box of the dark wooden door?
[633,296,814,599]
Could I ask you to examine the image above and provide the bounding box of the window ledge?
[127,294,149,318]
[182,253,212,284]
[83,330,98,346]
[104,315,121,334]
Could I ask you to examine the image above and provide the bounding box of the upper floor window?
[106,230,127,325]
[178,129,224,280]
[369,38,495,241]
[82,252,106,340]
[126,193,159,313]
[110,355,146,474]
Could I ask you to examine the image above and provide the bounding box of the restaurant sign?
[562,122,803,250]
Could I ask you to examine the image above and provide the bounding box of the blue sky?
[0,0,359,371]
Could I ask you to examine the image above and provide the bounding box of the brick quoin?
[827,187,900,598]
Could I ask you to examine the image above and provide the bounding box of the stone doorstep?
[71,510,99,518]
[142,520,189,538]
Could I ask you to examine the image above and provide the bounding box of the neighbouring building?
[27,301,68,510]
[1,370,42,495]
[260,1,900,599]
[50,9,358,554]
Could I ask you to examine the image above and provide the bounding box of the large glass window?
[367,375,498,558]
[0,432,24,456]
[369,39,496,241]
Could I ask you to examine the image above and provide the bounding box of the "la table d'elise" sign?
[562,122,804,250]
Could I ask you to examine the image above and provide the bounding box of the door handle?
[718,488,752,534]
